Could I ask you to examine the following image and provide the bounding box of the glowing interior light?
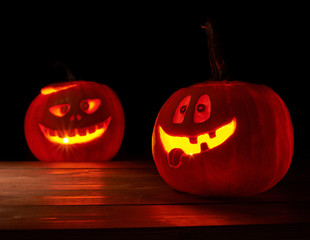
[39,116,111,145]
[41,83,78,95]
[159,117,237,155]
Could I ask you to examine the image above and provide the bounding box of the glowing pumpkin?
[25,81,125,162]
[151,20,294,196]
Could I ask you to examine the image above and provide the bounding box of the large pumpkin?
[152,20,294,196]
[25,80,125,162]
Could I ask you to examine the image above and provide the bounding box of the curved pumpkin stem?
[53,62,76,81]
[201,19,228,81]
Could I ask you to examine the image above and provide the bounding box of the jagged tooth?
[42,125,48,134]
[87,125,96,134]
[68,129,75,137]
[57,130,65,138]
[49,129,56,136]
[200,142,209,152]
[77,127,87,136]
[208,131,216,139]
[97,121,104,129]
[189,137,198,144]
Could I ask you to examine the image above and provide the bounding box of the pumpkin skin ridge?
[25,80,125,162]
[260,86,294,191]
[152,20,293,196]
[152,81,294,197]
[232,84,264,196]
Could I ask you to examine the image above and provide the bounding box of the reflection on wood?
[0,161,309,239]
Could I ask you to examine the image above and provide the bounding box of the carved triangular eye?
[172,95,191,124]
[193,94,211,123]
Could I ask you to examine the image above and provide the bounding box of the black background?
[3,4,309,167]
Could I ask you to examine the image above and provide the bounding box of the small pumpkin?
[25,80,125,162]
[152,20,294,196]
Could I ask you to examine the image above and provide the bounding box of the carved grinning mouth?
[159,118,237,168]
[39,116,111,145]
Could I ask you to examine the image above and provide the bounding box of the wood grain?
[0,202,309,229]
[0,160,309,239]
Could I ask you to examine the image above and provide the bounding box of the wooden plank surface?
[1,202,310,230]
[0,160,309,239]
[0,161,309,206]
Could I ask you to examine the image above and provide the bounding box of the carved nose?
[70,114,82,121]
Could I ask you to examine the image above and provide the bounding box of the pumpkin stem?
[201,19,228,81]
[53,62,76,81]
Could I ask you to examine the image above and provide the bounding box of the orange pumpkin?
[151,20,294,196]
[25,81,125,162]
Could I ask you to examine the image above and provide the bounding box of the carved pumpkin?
[152,20,294,196]
[25,80,125,162]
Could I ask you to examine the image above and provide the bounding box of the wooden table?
[0,160,309,239]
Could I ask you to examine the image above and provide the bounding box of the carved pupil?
[61,105,68,113]
[180,105,187,114]
[197,104,205,112]
[81,102,89,110]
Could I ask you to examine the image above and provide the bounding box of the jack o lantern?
[25,80,125,162]
[152,20,294,196]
